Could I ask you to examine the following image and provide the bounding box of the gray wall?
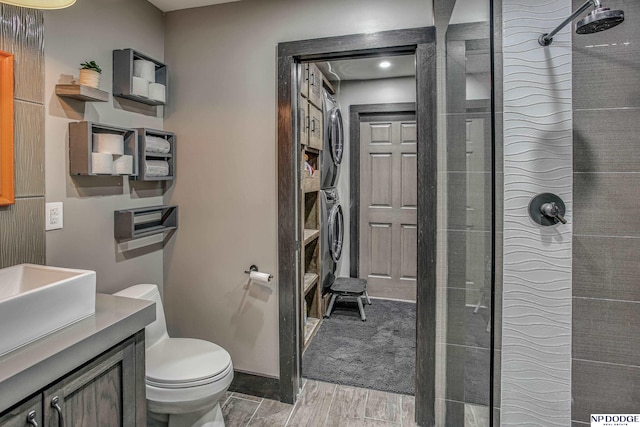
[571,0,640,423]
[0,5,45,269]
[163,0,432,377]
[333,76,417,289]
[43,0,166,294]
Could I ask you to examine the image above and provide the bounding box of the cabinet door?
[308,104,323,150]
[43,338,137,427]
[308,63,323,109]
[0,396,41,427]
[299,97,309,146]
[299,63,309,99]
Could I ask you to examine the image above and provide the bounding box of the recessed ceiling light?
[379,61,391,69]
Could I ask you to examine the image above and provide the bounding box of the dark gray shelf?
[133,128,176,182]
[144,153,173,158]
[114,205,178,242]
[113,49,167,106]
[69,121,138,177]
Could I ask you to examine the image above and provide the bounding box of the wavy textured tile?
[501,0,573,425]
[0,5,45,269]
[14,101,44,197]
[0,198,45,268]
[0,5,44,103]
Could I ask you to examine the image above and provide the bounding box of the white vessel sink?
[0,264,96,356]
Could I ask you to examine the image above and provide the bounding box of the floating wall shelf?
[113,48,167,106]
[69,121,138,177]
[56,84,109,102]
[114,205,178,242]
[134,128,176,182]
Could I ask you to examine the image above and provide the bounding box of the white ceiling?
[316,55,416,82]
[147,0,240,12]
[450,0,489,24]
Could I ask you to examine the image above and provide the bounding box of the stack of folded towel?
[146,160,170,177]
[145,136,171,154]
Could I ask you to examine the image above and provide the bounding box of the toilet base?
[148,403,225,427]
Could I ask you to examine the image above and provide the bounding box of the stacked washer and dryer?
[320,88,345,294]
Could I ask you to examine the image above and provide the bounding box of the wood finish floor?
[222,380,418,427]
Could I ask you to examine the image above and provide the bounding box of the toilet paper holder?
[244,265,273,282]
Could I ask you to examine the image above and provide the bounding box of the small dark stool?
[324,277,372,321]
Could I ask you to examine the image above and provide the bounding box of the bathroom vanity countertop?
[0,293,155,411]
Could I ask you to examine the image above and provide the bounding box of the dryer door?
[328,203,344,262]
[328,107,344,166]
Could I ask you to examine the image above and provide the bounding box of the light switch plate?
[46,202,63,231]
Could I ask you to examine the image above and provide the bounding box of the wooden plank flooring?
[221,380,418,427]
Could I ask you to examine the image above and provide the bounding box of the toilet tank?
[114,284,169,348]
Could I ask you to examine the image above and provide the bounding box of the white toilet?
[114,284,233,427]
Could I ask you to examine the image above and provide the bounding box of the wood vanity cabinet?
[0,397,41,427]
[0,332,145,427]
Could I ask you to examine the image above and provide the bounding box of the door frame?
[348,103,417,279]
[277,27,437,426]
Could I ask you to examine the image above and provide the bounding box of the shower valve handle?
[541,202,567,224]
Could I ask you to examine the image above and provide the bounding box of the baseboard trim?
[229,370,280,401]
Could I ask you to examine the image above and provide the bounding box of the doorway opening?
[277,28,437,426]
[302,56,418,397]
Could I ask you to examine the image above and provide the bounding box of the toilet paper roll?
[93,133,124,155]
[249,270,272,284]
[113,155,133,175]
[148,83,166,103]
[91,152,114,174]
[132,76,149,97]
[133,59,156,83]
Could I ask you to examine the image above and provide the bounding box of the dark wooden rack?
[114,205,178,242]
[113,49,167,106]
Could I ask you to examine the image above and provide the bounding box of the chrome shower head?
[576,7,624,34]
[539,0,625,46]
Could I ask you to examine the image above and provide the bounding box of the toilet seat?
[146,338,232,389]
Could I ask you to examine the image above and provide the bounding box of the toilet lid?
[146,338,232,388]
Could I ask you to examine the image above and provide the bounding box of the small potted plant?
[78,60,102,88]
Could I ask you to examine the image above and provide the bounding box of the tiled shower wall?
[501,0,573,425]
[571,0,640,423]
[0,5,45,268]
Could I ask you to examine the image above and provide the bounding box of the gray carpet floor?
[302,298,416,395]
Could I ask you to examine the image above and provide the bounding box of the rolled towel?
[148,83,166,103]
[132,76,149,97]
[91,152,114,175]
[93,133,124,155]
[145,135,171,154]
[113,155,133,175]
[145,160,169,177]
[133,59,156,83]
